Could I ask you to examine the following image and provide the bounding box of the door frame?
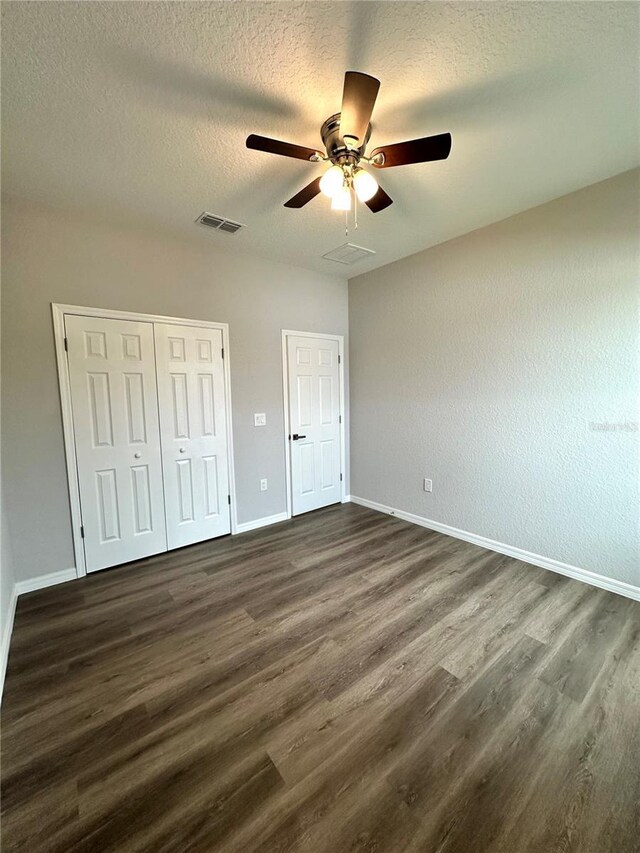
[281,329,347,519]
[52,303,238,578]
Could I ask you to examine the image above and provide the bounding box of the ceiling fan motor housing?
[321,113,371,164]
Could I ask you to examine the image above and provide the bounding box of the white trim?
[0,584,18,705]
[52,305,87,577]
[53,303,233,330]
[235,512,290,534]
[51,303,238,580]
[14,568,78,596]
[350,496,640,602]
[281,329,347,519]
[218,327,238,536]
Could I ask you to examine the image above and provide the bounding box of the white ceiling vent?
[322,243,376,265]
[196,212,245,235]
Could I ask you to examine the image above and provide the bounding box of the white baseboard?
[238,501,356,534]
[14,567,78,596]
[235,512,290,534]
[0,584,18,705]
[350,495,640,602]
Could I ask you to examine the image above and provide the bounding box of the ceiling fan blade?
[370,132,452,168]
[340,71,380,146]
[283,177,323,208]
[246,134,321,162]
[365,185,393,213]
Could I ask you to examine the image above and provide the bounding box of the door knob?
[179,447,186,453]
[134,452,141,459]
[291,434,307,441]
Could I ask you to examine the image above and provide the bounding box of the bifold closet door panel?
[154,324,231,549]
[65,315,168,572]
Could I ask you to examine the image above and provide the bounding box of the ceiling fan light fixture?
[331,184,352,211]
[319,165,345,198]
[353,168,378,202]
[247,71,451,214]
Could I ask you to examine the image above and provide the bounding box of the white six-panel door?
[154,323,231,549]
[65,315,167,572]
[287,335,342,515]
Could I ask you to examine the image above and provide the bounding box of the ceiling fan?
[246,71,451,213]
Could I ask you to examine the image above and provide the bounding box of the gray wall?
[1,196,348,583]
[349,169,639,585]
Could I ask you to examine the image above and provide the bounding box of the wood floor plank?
[0,779,79,853]
[1,503,638,852]
[505,614,640,853]
[386,634,548,813]
[232,666,458,853]
[539,591,633,702]
[2,704,153,812]
[437,576,548,679]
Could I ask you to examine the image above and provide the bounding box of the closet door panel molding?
[65,315,167,572]
[52,304,237,578]
[154,323,231,549]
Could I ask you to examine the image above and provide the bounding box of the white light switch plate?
[423,478,433,493]
[260,478,268,492]
[254,413,266,426]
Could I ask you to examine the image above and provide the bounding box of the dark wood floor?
[1,503,639,852]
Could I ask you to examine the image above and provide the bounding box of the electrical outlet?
[254,413,266,426]
[423,478,433,493]
[260,478,268,492]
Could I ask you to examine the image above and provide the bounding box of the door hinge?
[228,494,231,505]
[221,347,224,359]
[338,354,341,364]
[80,525,85,539]
[64,337,69,352]
[340,473,343,482]
[339,414,342,424]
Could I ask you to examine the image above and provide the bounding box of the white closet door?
[287,335,342,515]
[65,315,167,572]
[154,324,230,548]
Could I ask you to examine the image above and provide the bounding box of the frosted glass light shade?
[330,185,352,211]
[353,168,378,202]
[319,165,345,198]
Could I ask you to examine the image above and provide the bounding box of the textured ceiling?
[2,2,639,277]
